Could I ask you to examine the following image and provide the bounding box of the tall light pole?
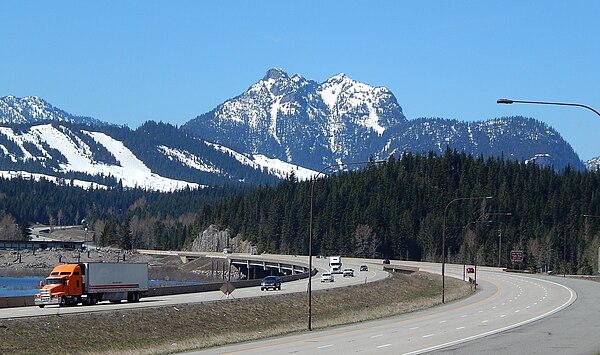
[488,212,512,267]
[308,159,386,330]
[442,196,492,303]
[497,99,600,117]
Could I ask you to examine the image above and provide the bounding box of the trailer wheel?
[38,305,45,308]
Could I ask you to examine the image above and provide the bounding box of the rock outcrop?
[187,225,256,254]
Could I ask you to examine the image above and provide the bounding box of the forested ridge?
[1,149,600,275]
[0,176,248,250]
[196,150,600,274]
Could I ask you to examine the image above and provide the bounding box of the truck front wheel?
[38,305,45,308]
[59,297,66,307]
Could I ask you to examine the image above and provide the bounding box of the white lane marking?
[377,344,392,349]
[422,334,434,338]
[371,334,383,338]
[410,327,419,330]
[403,276,577,355]
[461,315,467,318]
[317,344,333,349]
[500,314,507,318]
[439,320,447,324]
[456,326,465,330]
[481,320,489,323]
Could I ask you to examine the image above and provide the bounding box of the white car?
[342,268,354,277]
[320,272,334,282]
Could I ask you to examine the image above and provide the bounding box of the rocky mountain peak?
[263,68,289,81]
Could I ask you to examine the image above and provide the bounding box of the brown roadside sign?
[220,281,236,296]
[510,250,524,262]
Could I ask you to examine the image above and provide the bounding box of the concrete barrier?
[0,295,35,308]
[383,264,419,274]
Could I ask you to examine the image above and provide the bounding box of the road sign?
[510,250,524,263]
[220,281,236,298]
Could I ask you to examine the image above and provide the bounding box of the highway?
[4,255,593,354]
[0,255,387,319]
[184,261,577,355]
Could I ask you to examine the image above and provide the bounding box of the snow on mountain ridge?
[184,68,407,168]
[586,156,600,170]
[0,124,200,191]
[205,141,317,180]
[158,145,221,174]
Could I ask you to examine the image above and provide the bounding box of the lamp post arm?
[497,99,600,117]
[442,195,492,304]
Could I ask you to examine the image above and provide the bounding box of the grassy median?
[0,272,472,355]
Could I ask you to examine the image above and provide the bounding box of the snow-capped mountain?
[183,68,584,170]
[586,156,600,170]
[378,117,581,169]
[0,121,314,192]
[0,68,591,191]
[0,95,102,125]
[183,68,406,168]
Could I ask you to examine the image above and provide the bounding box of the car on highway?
[343,268,355,277]
[383,259,390,264]
[360,265,368,272]
[466,267,475,273]
[260,275,281,291]
[223,247,232,254]
[320,272,334,282]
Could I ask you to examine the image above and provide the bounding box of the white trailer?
[329,256,342,274]
[85,262,148,303]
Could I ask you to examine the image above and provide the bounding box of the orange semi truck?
[34,262,148,308]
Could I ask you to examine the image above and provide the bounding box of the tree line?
[194,149,600,274]
[2,148,600,275]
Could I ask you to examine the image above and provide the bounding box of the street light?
[497,99,600,117]
[308,159,386,331]
[488,212,512,267]
[442,196,492,303]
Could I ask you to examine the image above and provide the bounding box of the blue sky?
[2,1,599,160]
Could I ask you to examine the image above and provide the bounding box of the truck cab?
[35,264,84,307]
[329,256,342,274]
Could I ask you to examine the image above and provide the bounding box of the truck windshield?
[46,278,63,285]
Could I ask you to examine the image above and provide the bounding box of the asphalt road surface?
[431,275,600,355]
[6,255,597,354]
[184,261,580,355]
[0,255,387,319]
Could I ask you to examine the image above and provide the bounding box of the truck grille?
[40,288,52,302]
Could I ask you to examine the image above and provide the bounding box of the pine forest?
[1,149,600,275]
